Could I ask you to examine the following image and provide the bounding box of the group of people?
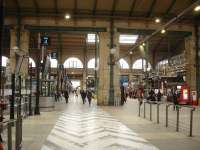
[80,89,93,106]
[54,88,93,106]
[147,89,162,102]
[54,90,70,103]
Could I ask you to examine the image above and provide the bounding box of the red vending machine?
[179,84,190,105]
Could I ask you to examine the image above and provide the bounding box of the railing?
[3,96,31,121]
[0,94,33,150]
[138,100,197,137]
[1,117,23,150]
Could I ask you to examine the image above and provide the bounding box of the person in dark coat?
[173,90,179,110]
[80,89,87,104]
[87,90,92,106]
[64,90,69,104]
[157,90,162,101]
[148,89,156,102]
[120,85,126,105]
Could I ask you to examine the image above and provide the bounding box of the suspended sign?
[59,64,64,69]
[51,52,57,59]
[41,36,50,46]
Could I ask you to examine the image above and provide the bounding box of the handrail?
[138,100,196,137]
[0,117,23,150]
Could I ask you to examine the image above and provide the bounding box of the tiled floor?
[41,96,159,150]
[21,95,200,150]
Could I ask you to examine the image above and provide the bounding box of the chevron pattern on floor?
[41,104,159,150]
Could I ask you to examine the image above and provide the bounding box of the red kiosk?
[179,83,190,105]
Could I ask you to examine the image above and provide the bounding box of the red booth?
[179,84,190,105]
[191,91,198,106]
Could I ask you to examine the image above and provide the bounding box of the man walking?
[87,90,92,106]
[80,89,87,104]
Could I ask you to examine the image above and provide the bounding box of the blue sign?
[51,52,57,59]
[120,75,129,86]
[41,36,50,46]
[59,64,64,69]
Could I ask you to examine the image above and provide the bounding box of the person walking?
[157,90,162,102]
[64,90,69,104]
[138,88,144,106]
[87,90,92,106]
[80,89,87,104]
[172,90,179,110]
[120,85,126,105]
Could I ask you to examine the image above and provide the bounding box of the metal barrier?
[138,100,196,137]
[0,95,31,149]
[3,96,31,120]
[139,101,163,124]
[1,117,22,150]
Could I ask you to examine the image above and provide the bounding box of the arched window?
[2,56,9,67]
[156,59,168,70]
[63,57,83,68]
[132,59,151,71]
[29,58,36,67]
[119,59,129,69]
[88,58,95,69]
[50,58,58,68]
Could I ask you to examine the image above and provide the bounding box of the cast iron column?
[18,76,21,117]
[94,33,98,92]
[195,18,200,105]
[35,58,40,115]
[35,33,41,115]
[109,20,115,106]
[0,0,4,95]
[29,64,32,115]
[145,41,149,90]
[10,74,15,120]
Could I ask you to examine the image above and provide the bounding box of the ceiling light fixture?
[65,13,71,19]
[139,45,144,49]
[130,51,133,55]
[161,29,166,34]
[155,18,161,23]
[194,5,200,12]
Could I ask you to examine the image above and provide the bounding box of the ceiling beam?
[93,0,98,15]
[54,0,58,14]
[74,0,78,15]
[5,9,194,23]
[164,0,177,17]
[33,0,40,14]
[129,0,137,17]
[13,0,20,14]
[117,28,192,37]
[24,25,107,33]
[146,0,157,17]
[111,0,118,16]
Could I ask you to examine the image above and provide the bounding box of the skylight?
[87,34,98,43]
[119,34,138,44]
